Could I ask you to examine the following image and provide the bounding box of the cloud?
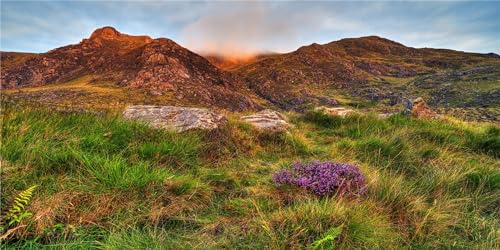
[1,1,499,54]
[182,3,303,57]
[180,2,366,57]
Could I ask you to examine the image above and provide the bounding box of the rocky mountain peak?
[1,26,258,111]
[88,26,153,44]
[89,26,120,40]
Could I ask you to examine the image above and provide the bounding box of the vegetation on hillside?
[1,101,498,249]
[235,36,500,121]
[3,31,499,121]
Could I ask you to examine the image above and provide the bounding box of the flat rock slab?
[123,105,227,132]
[241,109,290,132]
[378,113,396,119]
[316,107,356,117]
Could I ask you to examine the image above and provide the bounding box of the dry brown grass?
[2,75,185,111]
[23,191,134,240]
[148,179,212,226]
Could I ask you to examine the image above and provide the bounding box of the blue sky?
[1,1,499,56]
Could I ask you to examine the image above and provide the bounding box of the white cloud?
[1,1,498,54]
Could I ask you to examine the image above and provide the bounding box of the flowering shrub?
[273,161,367,197]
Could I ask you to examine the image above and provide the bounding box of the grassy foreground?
[1,102,499,249]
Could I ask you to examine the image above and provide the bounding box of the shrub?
[272,161,367,197]
[1,185,37,228]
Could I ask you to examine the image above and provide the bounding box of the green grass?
[1,103,499,249]
[78,154,169,191]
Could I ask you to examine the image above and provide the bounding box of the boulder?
[411,97,437,119]
[123,105,227,132]
[403,99,413,115]
[241,109,290,132]
[316,107,355,117]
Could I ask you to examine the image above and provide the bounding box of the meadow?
[1,100,499,249]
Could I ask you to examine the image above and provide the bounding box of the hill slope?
[2,32,499,120]
[2,102,498,248]
[236,36,500,117]
[1,27,259,111]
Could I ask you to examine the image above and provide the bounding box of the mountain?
[1,52,38,69]
[236,36,500,116]
[0,27,259,111]
[2,30,499,120]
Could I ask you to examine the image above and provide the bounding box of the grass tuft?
[1,101,499,248]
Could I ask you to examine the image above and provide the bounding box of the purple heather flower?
[272,161,367,197]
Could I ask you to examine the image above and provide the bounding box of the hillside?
[0,27,259,111]
[0,52,38,69]
[3,0,500,247]
[236,36,500,121]
[3,32,499,120]
[1,29,499,249]
[1,102,498,248]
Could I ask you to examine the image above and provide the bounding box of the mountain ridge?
[235,35,500,113]
[1,26,259,111]
[2,27,499,120]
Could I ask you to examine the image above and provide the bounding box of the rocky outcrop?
[123,105,227,132]
[88,26,153,45]
[241,110,290,132]
[0,26,258,111]
[411,97,437,119]
[236,36,500,111]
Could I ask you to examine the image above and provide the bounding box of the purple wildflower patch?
[272,161,367,197]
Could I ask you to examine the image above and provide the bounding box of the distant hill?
[235,36,500,117]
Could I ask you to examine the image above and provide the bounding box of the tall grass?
[1,102,499,248]
[77,154,169,191]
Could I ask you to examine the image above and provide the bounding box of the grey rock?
[378,113,395,119]
[315,106,356,117]
[241,109,290,132]
[403,99,413,115]
[123,105,227,132]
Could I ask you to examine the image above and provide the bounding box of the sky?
[1,1,499,57]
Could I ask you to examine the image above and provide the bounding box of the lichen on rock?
[123,105,227,132]
[241,109,291,132]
